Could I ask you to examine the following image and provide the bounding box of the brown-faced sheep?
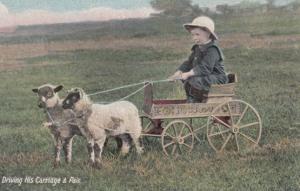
[32,84,82,167]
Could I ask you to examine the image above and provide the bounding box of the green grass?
[216,11,300,35]
[0,10,300,191]
[1,132,299,191]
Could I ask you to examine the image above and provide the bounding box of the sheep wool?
[63,88,143,167]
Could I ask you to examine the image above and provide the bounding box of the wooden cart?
[140,74,262,156]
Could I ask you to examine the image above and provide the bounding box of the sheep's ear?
[54,85,63,93]
[32,88,38,93]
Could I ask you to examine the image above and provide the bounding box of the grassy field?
[0,10,299,191]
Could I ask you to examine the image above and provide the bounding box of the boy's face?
[190,28,211,45]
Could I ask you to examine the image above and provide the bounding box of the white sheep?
[32,84,82,167]
[62,88,144,167]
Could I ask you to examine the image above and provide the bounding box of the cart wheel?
[162,120,194,156]
[140,116,155,133]
[207,100,262,153]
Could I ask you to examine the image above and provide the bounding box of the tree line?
[150,0,300,17]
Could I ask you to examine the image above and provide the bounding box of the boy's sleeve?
[192,47,220,76]
[177,51,194,72]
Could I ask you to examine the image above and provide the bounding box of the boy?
[169,16,228,103]
[147,16,228,135]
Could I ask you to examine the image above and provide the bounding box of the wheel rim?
[162,120,194,156]
[207,100,262,153]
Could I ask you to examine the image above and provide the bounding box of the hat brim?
[183,23,218,40]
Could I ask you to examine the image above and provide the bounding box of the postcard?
[0,0,299,190]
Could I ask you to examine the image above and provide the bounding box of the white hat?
[183,16,218,40]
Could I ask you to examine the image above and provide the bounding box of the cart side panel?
[150,102,241,119]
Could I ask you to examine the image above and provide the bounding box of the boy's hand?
[181,72,190,80]
[181,70,195,80]
[168,71,182,81]
[43,122,53,128]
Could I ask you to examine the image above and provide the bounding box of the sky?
[0,0,294,28]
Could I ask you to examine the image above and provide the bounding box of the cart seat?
[209,73,237,95]
[205,73,237,102]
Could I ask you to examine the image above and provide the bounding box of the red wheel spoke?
[211,115,231,128]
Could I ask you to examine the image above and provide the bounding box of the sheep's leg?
[94,138,106,169]
[115,136,123,150]
[87,140,95,165]
[119,134,131,155]
[54,138,63,167]
[103,138,108,147]
[130,133,144,154]
[63,137,73,164]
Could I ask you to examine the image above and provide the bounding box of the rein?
[44,79,175,129]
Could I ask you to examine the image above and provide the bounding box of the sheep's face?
[32,84,63,108]
[62,91,80,110]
